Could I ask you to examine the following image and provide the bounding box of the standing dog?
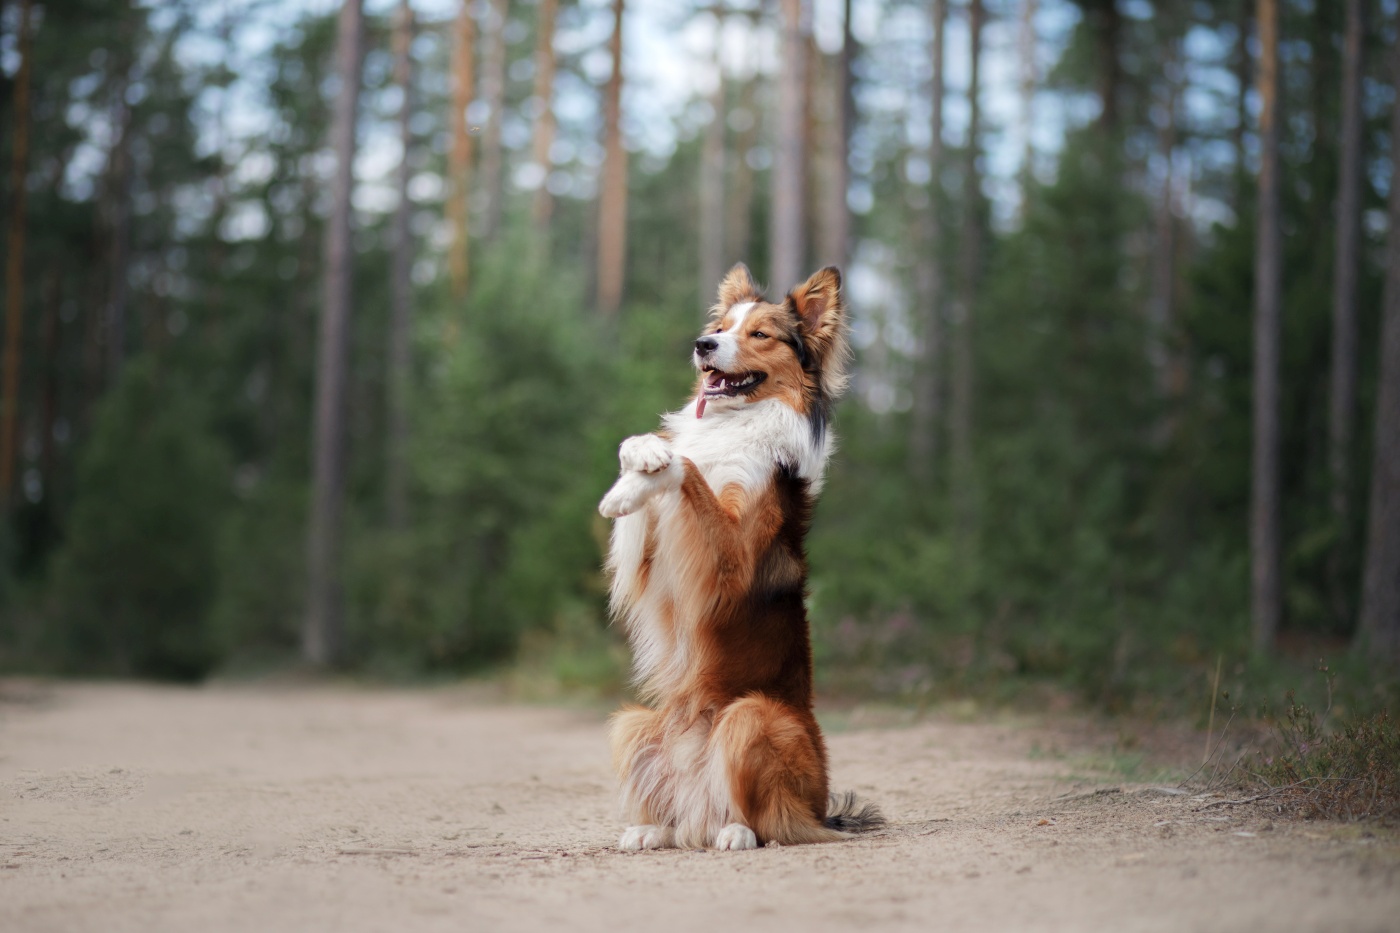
[598,263,882,851]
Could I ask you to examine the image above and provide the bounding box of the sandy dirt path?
[1,681,1396,933]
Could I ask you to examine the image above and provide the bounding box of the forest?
[0,0,1397,721]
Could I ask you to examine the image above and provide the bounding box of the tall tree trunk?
[387,0,414,532]
[1149,31,1182,402]
[1357,27,1400,664]
[821,0,854,273]
[530,0,559,233]
[39,265,58,510]
[478,0,509,242]
[1327,0,1363,620]
[1089,0,1121,133]
[1,0,33,511]
[106,87,133,384]
[909,0,947,477]
[1250,0,1282,654]
[699,27,726,300]
[769,0,807,290]
[448,0,476,300]
[726,75,758,266]
[1233,1,1251,208]
[949,0,982,537]
[1017,0,1037,211]
[595,0,627,315]
[305,0,364,668]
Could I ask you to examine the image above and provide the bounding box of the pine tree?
[304,0,365,667]
[1250,0,1282,654]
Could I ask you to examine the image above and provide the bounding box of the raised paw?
[619,825,675,852]
[598,472,659,519]
[619,434,674,475]
[714,823,758,851]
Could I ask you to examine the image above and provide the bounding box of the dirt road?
[1,681,1395,932]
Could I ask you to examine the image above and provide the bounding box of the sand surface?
[1,680,1396,932]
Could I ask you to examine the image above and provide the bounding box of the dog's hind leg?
[609,705,679,850]
[710,694,848,847]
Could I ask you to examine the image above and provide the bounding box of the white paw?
[714,823,758,851]
[619,825,674,852]
[619,434,674,474]
[599,472,658,518]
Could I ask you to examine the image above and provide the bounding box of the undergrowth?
[1251,692,1400,824]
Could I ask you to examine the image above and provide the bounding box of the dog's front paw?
[714,823,758,851]
[619,434,674,475]
[619,825,675,852]
[599,472,657,519]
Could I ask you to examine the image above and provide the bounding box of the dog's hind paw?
[619,434,674,474]
[619,825,675,852]
[714,824,758,851]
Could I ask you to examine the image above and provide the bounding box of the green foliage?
[4,1,1396,713]
[46,362,230,680]
[346,245,611,668]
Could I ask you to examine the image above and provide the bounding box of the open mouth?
[701,367,767,398]
[696,366,766,418]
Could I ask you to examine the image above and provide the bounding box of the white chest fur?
[663,397,831,495]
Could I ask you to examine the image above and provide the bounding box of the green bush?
[46,361,230,680]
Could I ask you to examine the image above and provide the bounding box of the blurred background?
[0,0,1397,718]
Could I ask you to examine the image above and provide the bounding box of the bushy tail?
[823,791,885,833]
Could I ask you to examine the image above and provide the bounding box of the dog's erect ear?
[786,266,844,339]
[784,267,845,400]
[717,263,763,308]
[783,266,850,400]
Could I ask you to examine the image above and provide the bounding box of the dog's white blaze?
[701,301,755,373]
[725,302,755,331]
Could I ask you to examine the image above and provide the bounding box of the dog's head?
[692,263,850,430]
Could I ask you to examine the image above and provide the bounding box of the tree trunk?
[387,0,414,532]
[1250,0,1282,654]
[949,0,982,536]
[1233,2,1251,207]
[726,75,758,266]
[1089,0,1121,133]
[822,0,854,273]
[1017,0,1037,210]
[595,0,627,315]
[1,0,34,511]
[479,0,509,243]
[40,265,58,512]
[1357,26,1400,664]
[1149,31,1182,402]
[530,0,559,233]
[448,0,476,300]
[769,0,807,290]
[1327,0,1363,619]
[106,86,133,385]
[699,28,726,301]
[909,0,947,478]
[305,0,364,668]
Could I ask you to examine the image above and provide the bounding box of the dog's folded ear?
[717,262,763,308]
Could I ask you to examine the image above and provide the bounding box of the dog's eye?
[751,331,768,339]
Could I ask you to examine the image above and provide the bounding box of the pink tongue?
[696,396,707,419]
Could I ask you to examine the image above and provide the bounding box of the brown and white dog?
[598,263,882,851]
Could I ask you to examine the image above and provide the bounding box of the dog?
[597,263,883,851]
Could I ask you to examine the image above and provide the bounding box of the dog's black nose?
[695,336,719,355]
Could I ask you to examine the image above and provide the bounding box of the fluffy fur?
[598,264,883,851]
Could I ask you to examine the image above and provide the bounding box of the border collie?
[598,263,883,851]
